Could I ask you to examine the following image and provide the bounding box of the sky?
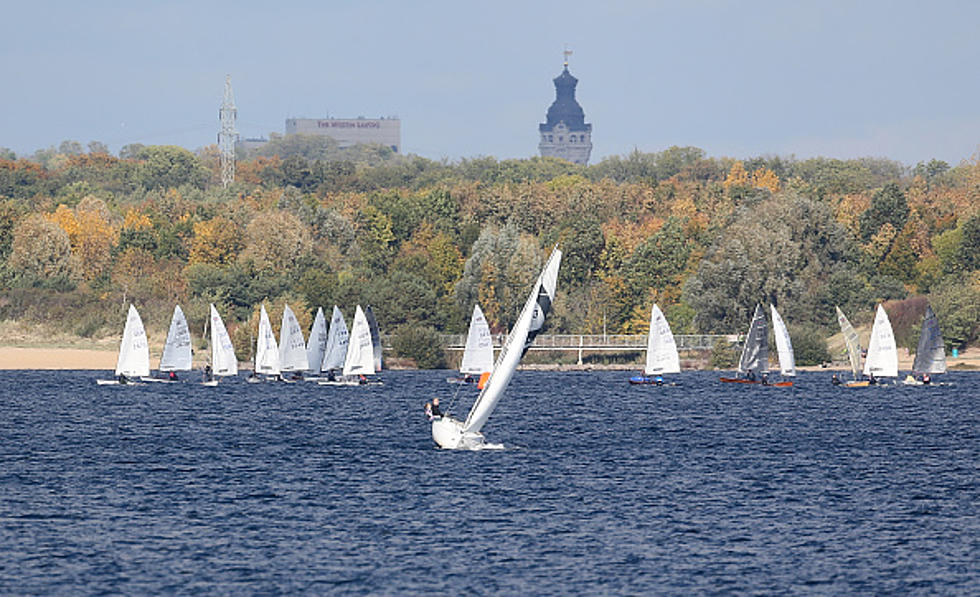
[2,0,979,166]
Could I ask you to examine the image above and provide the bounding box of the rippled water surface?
[1,369,978,593]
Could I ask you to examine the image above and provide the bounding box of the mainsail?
[912,304,946,374]
[835,306,862,380]
[737,304,769,374]
[115,304,150,377]
[159,304,192,372]
[255,304,281,376]
[342,305,375,376]
[279,304,309,373]
[645,303,680,375]
[209,304,238,376]
[864,304,898,377]
[770,305,796,376]
[306,307,328,373]
[462,247,561,435]
[459,304,494,375]
[320,306,349,372]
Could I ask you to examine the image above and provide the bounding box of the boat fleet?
[98,303,384,386]
[96,243,952,449]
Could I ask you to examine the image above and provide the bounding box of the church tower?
[538,50,592,165]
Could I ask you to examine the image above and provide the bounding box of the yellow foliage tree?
[47,197,117,281]
[189,217,244,266]
[723,161,750,189]
[753,168,781,194]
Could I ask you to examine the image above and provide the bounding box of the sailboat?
[319,305,381,386]
[317,305,349,381]
[629,303,680,385]
[203,303,238,386]
[834,306,869,387]
[278,304,309,381]
[864,303,898,383]
[432,247,561,450]
[447,304,494,385]
[720,303,792,386]
[142,305,192,383]
[769,305,796,383]
[97,304,150,385]
[250,304,281,382]
[904,304,946,385]
[305,307,328,380]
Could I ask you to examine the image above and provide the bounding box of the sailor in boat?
[868,372,877,385]
[463,374,475,384]
[654,374,664,385]
[118,373,129,385]
[326,370,336,382]
[832,373,842,386]
[431,397,443,418]
[168,371,178,381]
[761,372,770,386]
[203,364,213,382]
[745,370,756,382]
[358,374,368,385]
[922,374,931,385]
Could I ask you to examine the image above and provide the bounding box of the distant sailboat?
[720,303,792,386]
[864,304,898,381]
[904,304,946,385]
[629,303,680,385]
[204,303,238,386]
[319,305,380,386]
[97,304,150,385]
[306,307,328,379]
[834,306,869,388]
[251,304,281,381]
[143,305,192,383]
[432,247,561,450]
[318,305,349,380]
[278,304,309,380]
[447,304,494,385]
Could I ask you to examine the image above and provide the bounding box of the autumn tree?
[8,214,75,285]
[189,217,245,266]
[240,210,312,273]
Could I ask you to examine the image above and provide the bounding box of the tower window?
[549,135,553,142]
[558,136,563,142]
[580,135,585,142]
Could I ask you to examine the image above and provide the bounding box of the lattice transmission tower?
[219,74,238,188]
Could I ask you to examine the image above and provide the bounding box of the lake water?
[1,369,977,594]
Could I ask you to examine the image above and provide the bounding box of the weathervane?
[563,45,573,68]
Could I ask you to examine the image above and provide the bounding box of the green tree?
[8,215,75,285]
[136,145,209,189]
[859,183,909,242]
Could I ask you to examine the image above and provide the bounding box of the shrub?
[392,324,445,369]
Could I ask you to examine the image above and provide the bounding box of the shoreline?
[1,346,977,371]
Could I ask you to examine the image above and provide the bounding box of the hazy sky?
[2,0,979,166]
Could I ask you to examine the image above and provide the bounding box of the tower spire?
[563,45,572,68]
[219,75,237,188]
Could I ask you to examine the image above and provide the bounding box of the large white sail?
[737,304,769,374]
[864,304,898,377]
[278,304,309,373]
[342,305,375,376]
[209,304,238,376]
[255,304,281,376]
[306,307,328,373]
[770,305,796,376]
[115,304,151,377]
[912,305,946,375]
[459,304,494,375]
[320,306,349,372]
[836,306,862,379]
[462,247,562,435]
[159,304,192,372]
[644,303,680,375]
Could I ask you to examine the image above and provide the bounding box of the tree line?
[1,136,978,366]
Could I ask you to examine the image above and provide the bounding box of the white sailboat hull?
[431,416,486,450]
